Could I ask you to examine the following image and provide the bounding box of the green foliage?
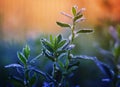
[97,25,120,87]
[72,6,76,16]
[56,22,71,28]
[76,29,93,34]
[17,52,27,65]
[4,5,101,87]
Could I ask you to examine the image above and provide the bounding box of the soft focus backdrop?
[0,0,120,87]
[0,0,120,40]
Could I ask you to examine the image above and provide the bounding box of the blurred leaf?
[58,40,66,48]
[68,61,80,70]
[43,50,55,61]
[72,7,76,16]
[68,66,78,72]
[100,63,114,79]
[23,45,30,59]
[56,22,71,28]
[58,61,64,70]
[50,35,54,44]
[117,25,120,38]
[5,64,23,69]
[17,52,27,65]
[113,45,120,58]
[65,58,69,69]
[62,40,70,50]
[76,29,93,34]
[57,34,62,43]
[30,73,36,86]
[66,44,75,50]
[41,39,54,52]
[73,14,83,22]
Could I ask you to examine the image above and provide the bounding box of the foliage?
[96,25,120,87]
[4,5,118,87]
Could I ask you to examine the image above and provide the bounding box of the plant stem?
[71,22,76,43]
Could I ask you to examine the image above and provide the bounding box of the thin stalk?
[71,22,76,43]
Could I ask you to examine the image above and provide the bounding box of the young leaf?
[30,73,36,86]
[43,50,55,61]
[56,22,71,28]
[23,45,30,59]
[57,34,62,43]
[17,52,27,65]
[58,40,66,48]
[76,29,93,34]
[5,64,23,69]
[58,61,64,71]
[50,35,54,44]
[41,39,54,52]
[73,14,83,22]
[72,6,76,16]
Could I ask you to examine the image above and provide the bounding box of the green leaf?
[57,34,62,43]
[76,29,93,34]
[23,45,30,59]
[30,73,36,86]
[113,45,120,58]
[73,14,83,22]
[41,39,54,52]
[58,61,64,70]
[58,40,66,48]
[50,35,54,44]
[43,49,55,61]
[56,22,71,28]
[17,52,27,65]
[65,58,69,69]
[72,6,76,16]
[54,37,58,50]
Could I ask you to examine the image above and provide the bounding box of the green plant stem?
[24,66,30,87]
[30,53,43,63]
[71,22,76,43]
[58,76,64,87]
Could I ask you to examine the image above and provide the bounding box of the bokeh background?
[0,0,120,87]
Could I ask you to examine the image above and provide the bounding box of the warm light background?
[0,0,120,40]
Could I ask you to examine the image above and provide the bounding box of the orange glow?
[0,0,120,40]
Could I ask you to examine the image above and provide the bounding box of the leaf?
[58,40,66,48]
[65,58,69,69]
[56,22,71,28]
[66,44,75,50]
[50,35,53,44]
[76,29,93,34]
[54,37,58,50]
[57,34,62,43]
[100,63,114,79]
[62,40,70,50]
[73,14,83,22]
[41,39,54,52]
[5,64,23,69]
[68,61,80,70]
[30,73,36,85]
[23,45,30,59]
[72,6,76,16]
[17,52,27,65]
[43,49,55,62]
[58,61,64,70]
[113,45,120,58]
